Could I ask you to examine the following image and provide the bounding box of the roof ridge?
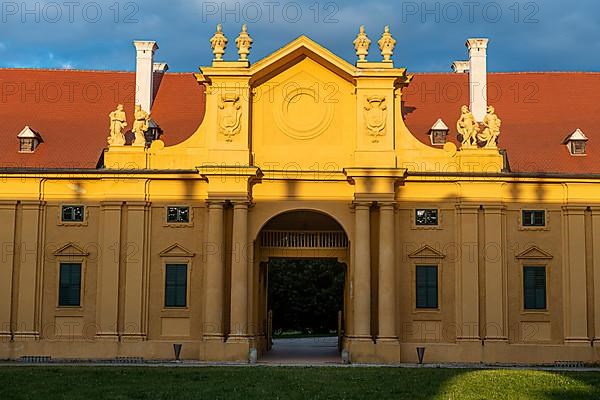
[0,67,196,75]
[412,71,600,75]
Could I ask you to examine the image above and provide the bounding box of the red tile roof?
[0,68,597,174]
[0,69,205,169]
[404,72,600,174]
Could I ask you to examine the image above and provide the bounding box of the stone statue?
[378,26,396,62]
[210,24,228,61]
[132,105,150,147]
[457,105,479,148]
[236,24,253,61]
[478,106,502,148]
[108,104,127,146]
[353,26,371,62]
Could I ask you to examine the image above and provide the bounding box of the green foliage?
[268,258,345,334]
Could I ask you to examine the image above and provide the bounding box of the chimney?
[153,62,169,74]
[134,41,159,113]
[466,38,489,122]
[451,61,469,74]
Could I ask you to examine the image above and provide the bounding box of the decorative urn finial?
[210,24,228,61]
[236,24,253,61]
[378,25,396,62]
[353,25,371,62]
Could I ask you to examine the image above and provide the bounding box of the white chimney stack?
[134,41,159,114]
[466,38,489,122]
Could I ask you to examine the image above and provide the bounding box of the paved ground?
[259,337,342,365]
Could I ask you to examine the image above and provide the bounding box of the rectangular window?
[416,209,439,226]
[416,265,438,309]
[165,264,188,308]
[524,266,547,310]
[522,210,545,227]
[167,207,190,224]
[61,205,85,223]
[59,263,82,307]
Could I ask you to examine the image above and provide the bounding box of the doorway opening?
[263,258,346,364]
[255,210,350,364]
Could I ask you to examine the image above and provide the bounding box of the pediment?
[408,245,445,259]
[248,36,357,84]
[53,243,89,257]
[159,243,195,258]
[516,246,553,260]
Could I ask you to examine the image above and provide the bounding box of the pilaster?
[0,202,17,339]
[203,201,226,341]
[14,201,44,340]
[122,202,149,341]
[95,201,122,341]
[483,204,508,341]
[229,201,250,341]
[377,202,397,341]
[352,201,372,340]
[591,207,600,344]
[562,206,590,344]
[456,204,480,341]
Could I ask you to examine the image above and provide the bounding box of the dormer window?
[563,129,588,156]
[430,119,449,145]
[17,126,43,153]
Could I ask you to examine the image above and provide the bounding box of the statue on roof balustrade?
[457,105,479,148]
[132,105,150,147]
[477,106,502,148]
[108,104,127,146]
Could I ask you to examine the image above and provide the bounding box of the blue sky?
[0,0,598,72]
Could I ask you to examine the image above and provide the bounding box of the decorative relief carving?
[274,86,334,140]
[364,95,387,143]
[218,94,242,142]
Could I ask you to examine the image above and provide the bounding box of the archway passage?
[255,210,350,364]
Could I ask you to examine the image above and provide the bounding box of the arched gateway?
[3,27,600,366]
[255,210,349,360]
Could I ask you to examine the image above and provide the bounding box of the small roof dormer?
[562,128,588,156]
[430,118,449,145]
[17,126,43,153]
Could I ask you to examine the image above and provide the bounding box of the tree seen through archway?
[268,258,345,336]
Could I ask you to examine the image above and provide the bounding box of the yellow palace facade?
[1,26,600,364]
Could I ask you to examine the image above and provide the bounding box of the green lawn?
[0,366,599,399]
